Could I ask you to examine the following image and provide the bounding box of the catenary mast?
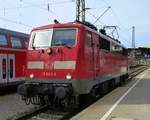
[76,0,85,22]
[132,26,135,58]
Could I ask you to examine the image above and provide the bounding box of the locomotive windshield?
[30,28,76,49]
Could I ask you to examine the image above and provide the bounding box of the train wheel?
[91,86,101,99]
[101,82,109,95]
[119,75,126,85]
[108,79,115,91]
[79,94,93,107]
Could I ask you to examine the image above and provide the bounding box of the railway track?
[28,110,68,120]
[12,66,148,120]
[128,65,148,79]
[13,106,77,120]
[10,105,48,120]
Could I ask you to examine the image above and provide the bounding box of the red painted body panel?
[26,23,128,82]
[0,50,26,77]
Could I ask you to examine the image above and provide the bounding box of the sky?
[0,0,150,48]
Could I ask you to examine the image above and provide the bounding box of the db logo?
[44,62,54,69]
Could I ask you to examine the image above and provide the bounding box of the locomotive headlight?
[66,74,72,80]
[30,74,34,79]
[47,47,52,55]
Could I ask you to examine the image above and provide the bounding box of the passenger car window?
[11,37,22,48]
[0,34,7,46]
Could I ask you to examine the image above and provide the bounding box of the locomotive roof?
[83,24,126,48]
[32,23,126,49]
[99,32,126,48]
[0,28,29,38]
[32,23,83,31]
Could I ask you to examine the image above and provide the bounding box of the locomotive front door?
[0,54,7,83]
[0,54,15,83]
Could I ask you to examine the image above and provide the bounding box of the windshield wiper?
[33,46,49,49]
[53,43,72,48]
[31,34,36,49]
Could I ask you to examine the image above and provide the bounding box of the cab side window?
[99,37,110,51]
[86,32,92,47]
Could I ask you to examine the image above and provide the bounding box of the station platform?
[71,68,150,120]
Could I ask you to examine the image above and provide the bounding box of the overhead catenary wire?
[22,1,75,23]
[0,16,33,28]
[71,0,110,26]
[0,0,75,29]
[93,6,111,25]
[100,0,129,31]
[100,0,110,6]
[0,0,132,48]
[86,11,105,25]
[119,34,132,47]
[99,0,132,47]
[19,0,22,24]
[0,0,74,11]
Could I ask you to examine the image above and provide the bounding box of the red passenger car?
[0,28,29,88]
[18,22,128,106]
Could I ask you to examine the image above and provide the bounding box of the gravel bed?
[0,94,37,120]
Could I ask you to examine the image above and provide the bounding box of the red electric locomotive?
[18,22,128,106]
[0,28,29,89]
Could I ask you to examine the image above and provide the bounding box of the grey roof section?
[0,28,29,38]
[99,32,126,48]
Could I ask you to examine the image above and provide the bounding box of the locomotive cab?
[27,26,79,80]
